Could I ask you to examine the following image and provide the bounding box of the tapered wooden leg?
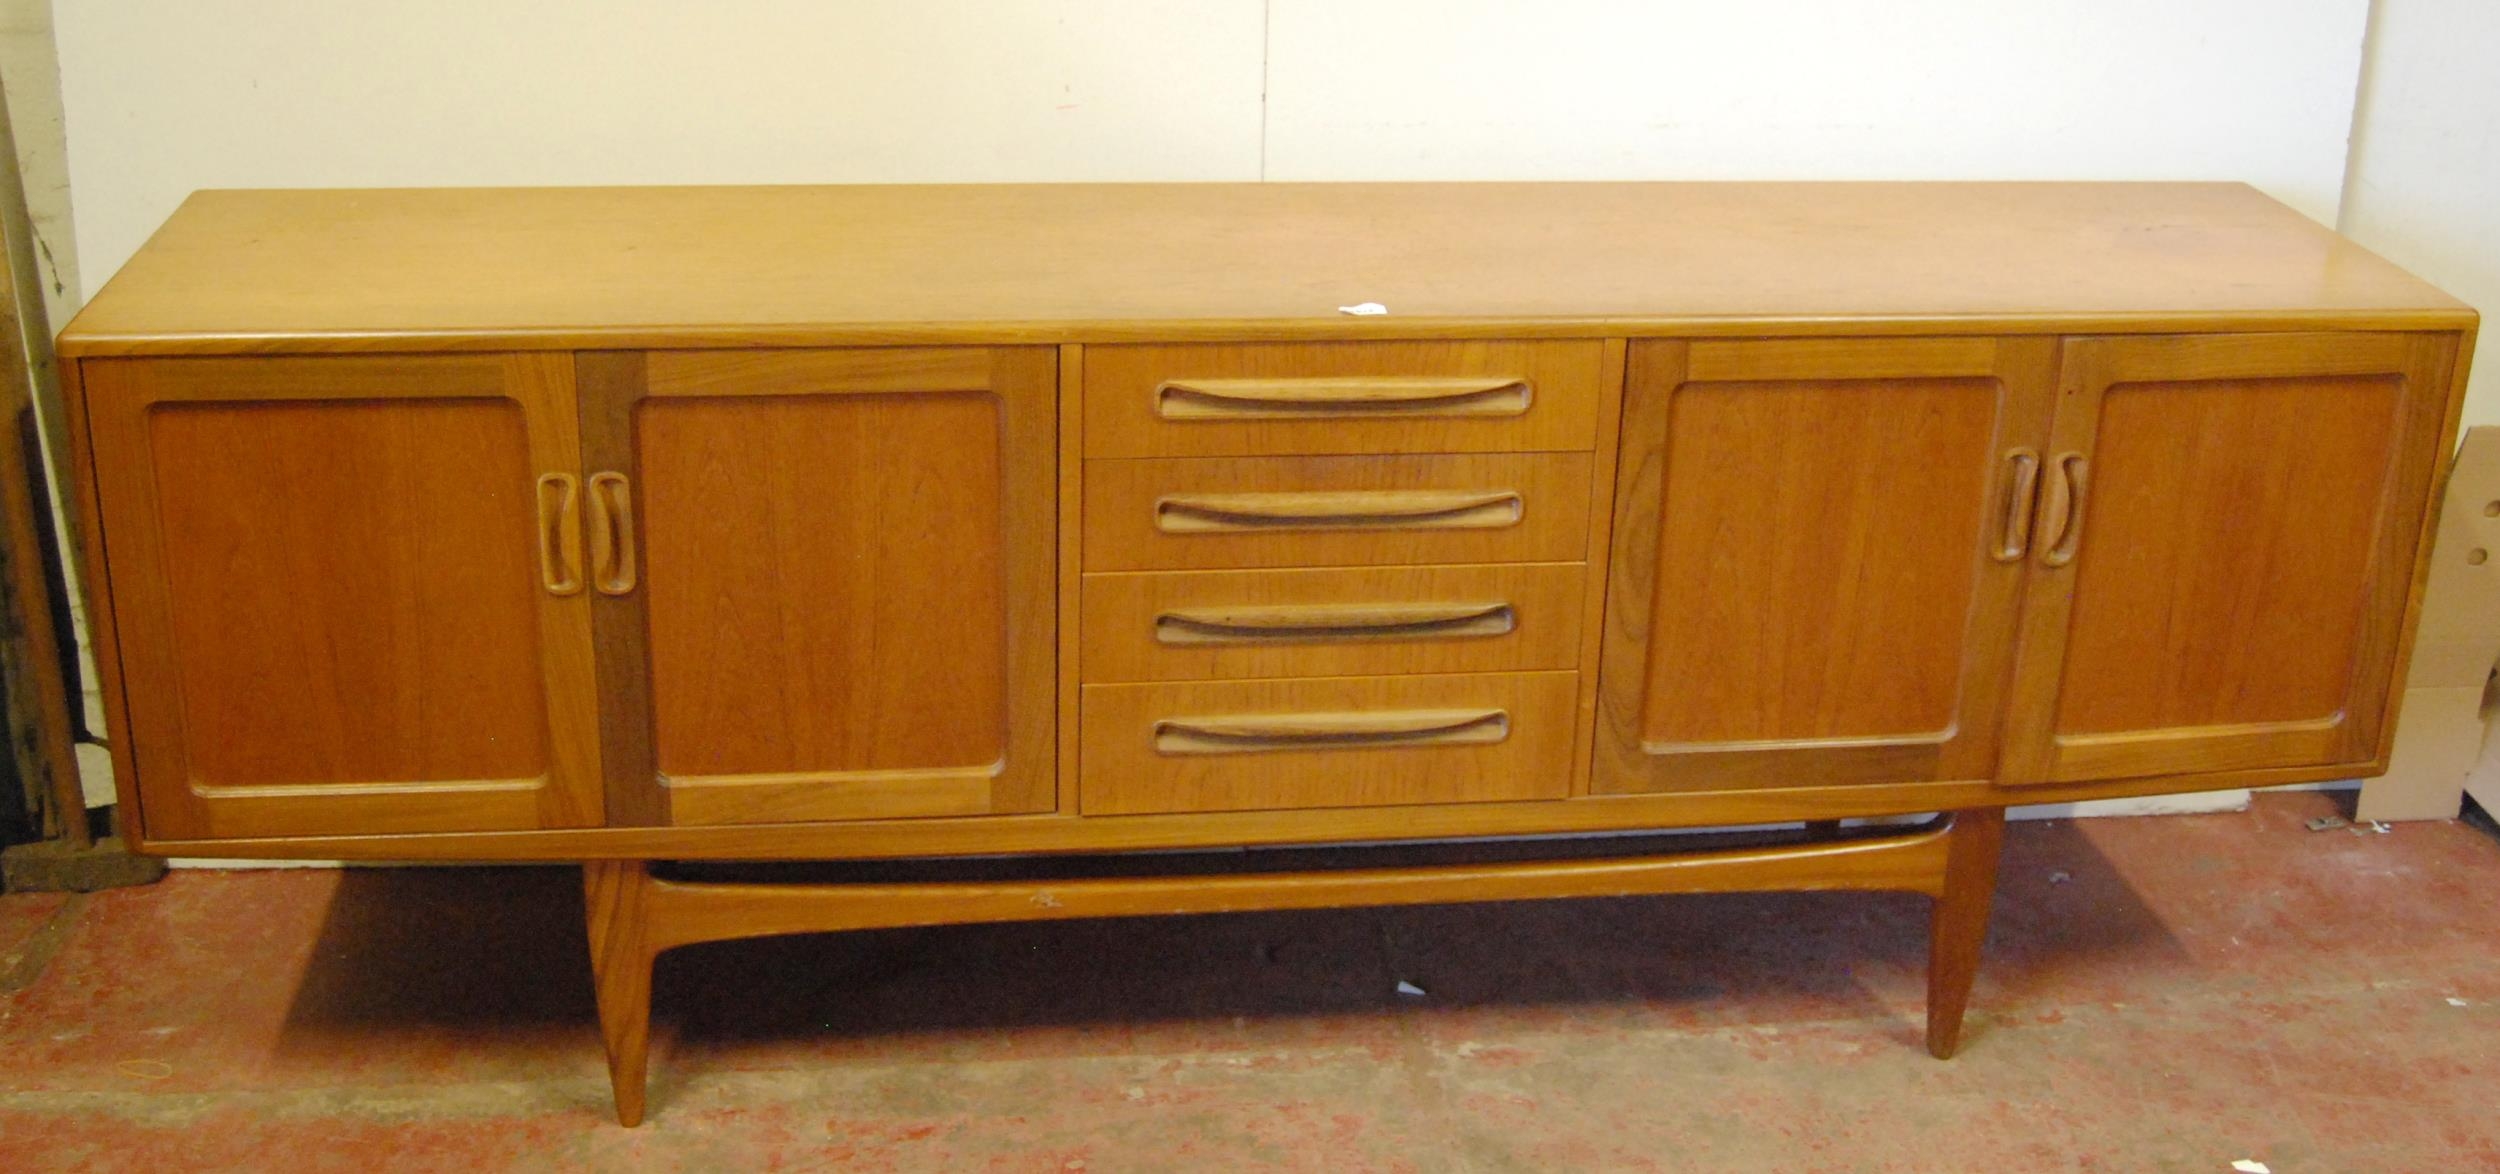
[1925,807,2005,1058]
[585,860,656,1127]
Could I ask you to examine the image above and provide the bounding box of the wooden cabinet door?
[83,355,603,839]
[584,348,1056,825]
[1594,338,2056,793]
[2001,333,2460,784]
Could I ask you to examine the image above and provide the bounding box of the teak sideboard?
[57,182,2476,1125]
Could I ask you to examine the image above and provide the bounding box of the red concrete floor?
[1,791,2495,1172]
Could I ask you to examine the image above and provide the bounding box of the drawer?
[1082,562,1585,683]
[1080,671,1577,814]
[1084,340,1605,458]
[1084,452,1594,571]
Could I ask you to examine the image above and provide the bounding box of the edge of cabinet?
[57,357,148,840]
[55,308,2482,359]
[123,755,2383,864]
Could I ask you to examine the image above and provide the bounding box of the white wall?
[58,0,2372,298]
[1264,0,2366,217]
[2341,0,2500,425]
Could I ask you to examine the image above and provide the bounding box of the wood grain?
[1080,563,1583,682]
[626,347,1058,824]
[2000,332,2459,784]
[1595,338,2056,793]
[58,184,2468,355]
[1925,807,2005,1058]
[577,352,666,826]
[81,354,603,839]
[1080,671,1577,814]
[583,860,655,1128]
[1085,340,1602,457]
[639,392,1001,775]
[1084,452,1592,571]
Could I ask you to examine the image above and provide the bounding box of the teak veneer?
[58,182,2477,1125]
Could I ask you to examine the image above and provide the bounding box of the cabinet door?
[84,355,603,839]
[1594,338,2056,792]
[584,348,1056,825]
[2001,333,2460,784]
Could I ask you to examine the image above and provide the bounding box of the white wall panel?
[58,0,1268,289]
[1264,0,2368,224]
[2341,0,2500,425]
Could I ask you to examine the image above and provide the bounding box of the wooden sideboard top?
[60,181,2472,355]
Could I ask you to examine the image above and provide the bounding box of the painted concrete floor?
[0,791,2495,1172]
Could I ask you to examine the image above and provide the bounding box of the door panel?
[588,347,1056,825]
[2002,333,2460,783]
[1595,338,2055,792]
[84,354,601,839]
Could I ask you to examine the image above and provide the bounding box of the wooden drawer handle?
[1153,708,1510,756]
[586,471,639,596]
[1155,489,1523,534]
[2036,452,2091,568]
[534,472,583,596]
[1156,376,1532,420]
[1992,448,2041,563]
[1155,601,1516,646]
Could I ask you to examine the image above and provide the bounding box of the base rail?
[584,807,2006,1126]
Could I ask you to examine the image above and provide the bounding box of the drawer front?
[1085,340,1605,458]
[1084,452,1593,571]
[1080,671,1577,814]
[1082,562,1584,682]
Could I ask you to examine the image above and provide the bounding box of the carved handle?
[2037,452,2091,568]
[1155,489,1523,534]
[534,473,583,596]
[1156,376,1532,420]
[1992,448,2041,563]
[586,471,639,596]
[1155,601,1516,646]
[1153,708,1510,756]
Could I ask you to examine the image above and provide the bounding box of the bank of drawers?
[1077,340,1605,815]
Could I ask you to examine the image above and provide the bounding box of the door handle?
[1155,489,1523,534]
[1156,376,1532,420]
[534,473,583,596]
[1154,601,1516,646]
[1152,708,1511,756]
[2036,452,2091,568]
[586,471,638,596]
[1992,448,2041,562]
